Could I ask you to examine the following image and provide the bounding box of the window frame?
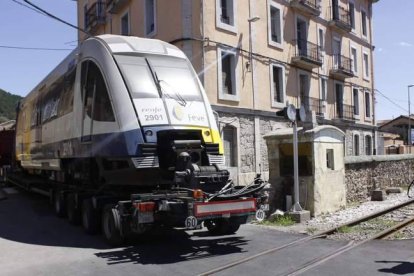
[269,63,286,108]
[349,0,356,32]
[120,10,130,36]
[364,134,373,155]
[222,125,238,167]
[364,90,372,119]
[363,51,370,80]
[350,44,358,75]
[352,87,360,119]
[267,1,283,49]
[320,77,328,117]
[217,47,239,102]
[361,7,368,39]
[334,80,344,118]
[145,0,157,37]
[215,0,237,34]
[354,134,360,156]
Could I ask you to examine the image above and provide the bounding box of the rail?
[293,39,323,64]
[336,103,354,120]
[332,54,353,75]
[85,0,106,30]
[330,5,351,28]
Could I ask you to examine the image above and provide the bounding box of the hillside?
[0,89,22,122]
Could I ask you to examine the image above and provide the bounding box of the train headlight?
[144,130,153,137]
[204,130,211,137]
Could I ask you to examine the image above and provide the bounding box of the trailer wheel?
[67,194,81,225]
[205,219,241,235]
[82,199,100,235]
[102,204,124,247]
[54,191,66,218]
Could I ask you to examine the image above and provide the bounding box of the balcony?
[290,0,321,17]
[329,5,352,32]
[335,104,355,121]
[106,0,130,14]
[330,55,354,79]
[85,1,106,32]
[302,96,325,116]
[292,39,323,68]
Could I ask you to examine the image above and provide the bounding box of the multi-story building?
[77,0,378,185]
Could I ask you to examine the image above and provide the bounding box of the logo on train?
[172,104,185,121]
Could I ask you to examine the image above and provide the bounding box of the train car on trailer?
[12,35,267,245]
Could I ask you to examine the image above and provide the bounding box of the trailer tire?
[82,199,100,235]
[54,191,66,218]
[102,204,124,247]
[67,194,81,225]
[205,219,241,235]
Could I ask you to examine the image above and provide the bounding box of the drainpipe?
[368,2,376,154]
[248,0,261,175]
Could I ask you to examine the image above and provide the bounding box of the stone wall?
[345,155,414,202]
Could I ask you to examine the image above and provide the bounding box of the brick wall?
[345,155,414,202]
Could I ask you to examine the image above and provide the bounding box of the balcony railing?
[330,54,354,78]
[85,1,106,31]
[107,0,130,14]
[292,39,323,68]
[302,96,325,115]
[329,5,352,32]
[290,0,321,16]
[336,103,355,121]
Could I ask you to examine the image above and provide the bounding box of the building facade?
[77,0,378,185]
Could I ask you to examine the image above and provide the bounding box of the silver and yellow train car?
[13,35,265,245]
[16,35,226,190]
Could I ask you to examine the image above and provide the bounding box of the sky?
[0,0,412,121]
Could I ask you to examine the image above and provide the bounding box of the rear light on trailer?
[134,202,156,212]
[192,189,204,200]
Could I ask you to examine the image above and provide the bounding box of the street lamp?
[408,85,414,147]
[247,16,260,72]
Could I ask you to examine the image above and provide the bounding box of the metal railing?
[336,103,355,120]
[296,0,321,11]
[302,96,325,115]
[85,1,106,30]
[293,39,323,64]
[332,54,353,75]
[330,5,351,29]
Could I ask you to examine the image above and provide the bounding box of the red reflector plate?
[194,198,256,217]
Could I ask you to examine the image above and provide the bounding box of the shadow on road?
[95,231,248,265]
[376,260,414,275]
[0,188,110,250]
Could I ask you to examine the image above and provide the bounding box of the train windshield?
[115,54,203,101]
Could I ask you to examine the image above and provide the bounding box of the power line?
[0,45,73,51]
[11,0,45,16]
[375,89,408,113]
[21,0,90,35]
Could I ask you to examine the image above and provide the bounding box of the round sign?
[286,104,297,122]
[185,216,198,229]
[255,209,265,222]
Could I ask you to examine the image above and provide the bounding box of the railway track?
[198,198,414,276]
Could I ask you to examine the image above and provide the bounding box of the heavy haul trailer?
[11,35,267,246]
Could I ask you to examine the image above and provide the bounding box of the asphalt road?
[1,186,414,276]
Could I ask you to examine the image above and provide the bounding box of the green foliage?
[337,225,353,233]
[261,215,296,226]
[0,89,22,121]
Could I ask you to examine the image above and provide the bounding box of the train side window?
[81,61,115,122]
